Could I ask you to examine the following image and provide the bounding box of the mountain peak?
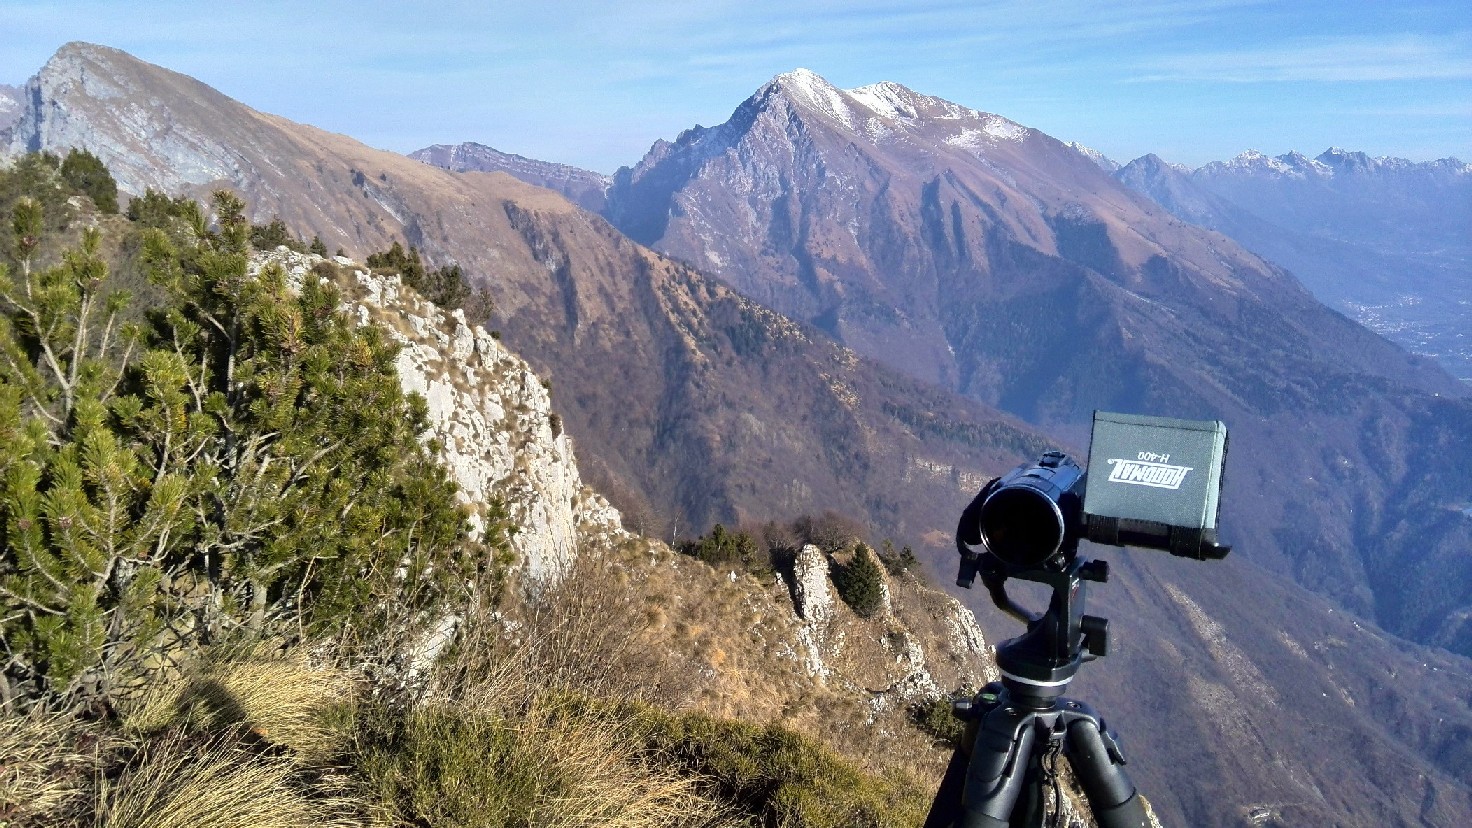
[1120,152,1187,174]
[39,41,140,82]
[7,40,246,194]
[1066,141,1120,172]
[751,69,1031,153]
[764,68,857,127]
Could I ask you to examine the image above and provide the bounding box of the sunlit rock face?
[253,247,625,583]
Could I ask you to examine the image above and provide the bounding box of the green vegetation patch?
[0,163,485,704]
[629,703,931,828]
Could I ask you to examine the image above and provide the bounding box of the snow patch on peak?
[772,68,855,128]
[1067,141,1120,172]
[983,117,1028,142]
[946,115,1028,154]
[847,82,918,121]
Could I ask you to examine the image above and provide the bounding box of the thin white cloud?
[1135,34,1472,82]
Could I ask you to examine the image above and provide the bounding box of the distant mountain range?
[1114,148,1472,381]
[5,44,1472,827]
[413,131,1472,382]
[411,141,610,213]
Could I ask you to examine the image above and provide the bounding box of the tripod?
[923,552,1151,828]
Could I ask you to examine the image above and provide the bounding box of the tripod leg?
[954,707,1038,828]
[1065,716,1149,828]
[923,747,972,828]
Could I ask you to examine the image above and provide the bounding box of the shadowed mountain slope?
[8,44,1472,827]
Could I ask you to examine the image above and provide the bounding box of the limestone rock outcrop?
[253,247,625,582]
[781,544,995,713]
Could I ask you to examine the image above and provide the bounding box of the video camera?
[958,411,1229,585]
[926,412,1229,828]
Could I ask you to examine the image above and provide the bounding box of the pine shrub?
[0,181,479,703]
[832,544,885,618]
[59,148,119,214]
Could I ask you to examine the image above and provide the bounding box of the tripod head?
[955,457,1111,703]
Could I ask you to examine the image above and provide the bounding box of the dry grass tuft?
[97,732,359,828]
[124,646,355,762]
[444,542,705,708]
[361,687,729,828]
[0,707,110,825]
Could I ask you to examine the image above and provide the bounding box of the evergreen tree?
[59,148,119,214]
[681,523,763,571]
[877,539,919,576]
[126,189,204,234]
[0,188,481,702]
[249,217,299,251]
[309,235,328,256]
[1,154,71,237]
[832,544,884,618]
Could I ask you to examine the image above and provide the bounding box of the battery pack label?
[1104,458,1193,490]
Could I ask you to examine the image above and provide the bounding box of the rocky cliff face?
[783,544,997,700]
[0,83,22,134]
[252,246,625,582]
[6,44,259,195]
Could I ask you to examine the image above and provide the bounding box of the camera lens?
[978,485,1065,567]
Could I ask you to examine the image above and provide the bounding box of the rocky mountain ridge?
[252,246,1023,816]
[1197,147,1471,180]
[1066,141,1121,172]
[410,141,610,213]
[253,243,1018,783]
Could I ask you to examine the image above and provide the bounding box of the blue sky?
[3,1,1469,173]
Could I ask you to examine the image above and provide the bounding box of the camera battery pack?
[1082,412,1229,559]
